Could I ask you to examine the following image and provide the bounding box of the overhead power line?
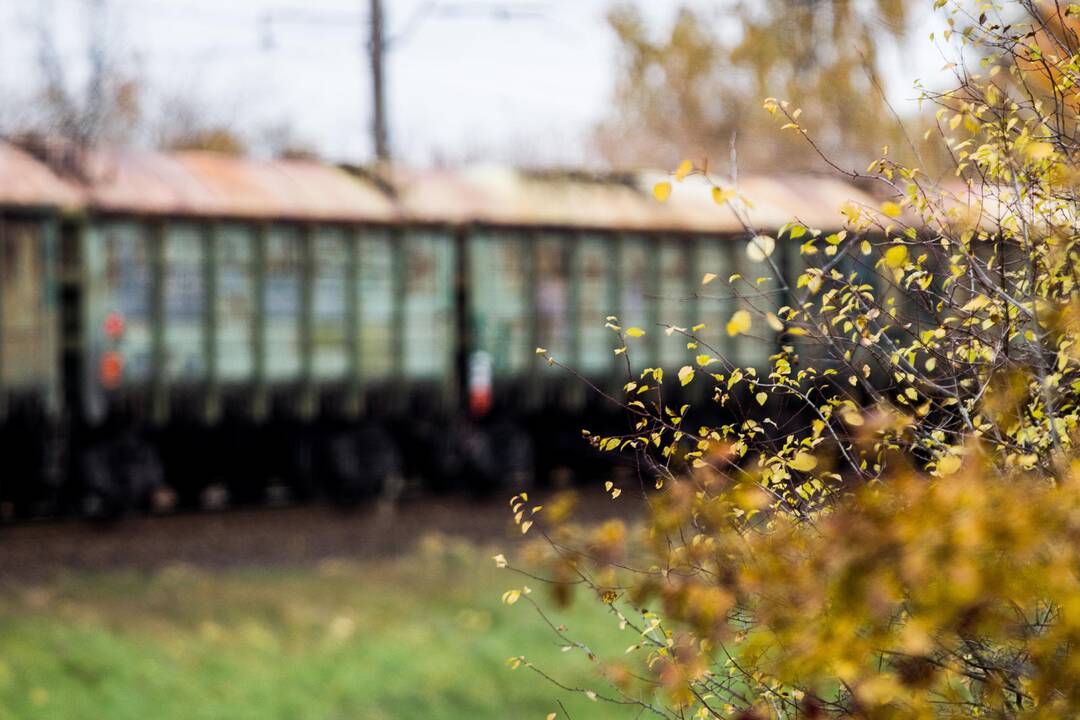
[260,0,551,163]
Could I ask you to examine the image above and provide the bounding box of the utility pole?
[262,2,548,165]
[369,0,389,164]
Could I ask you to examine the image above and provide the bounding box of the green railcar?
[0,141,881,517]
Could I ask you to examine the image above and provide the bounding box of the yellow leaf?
[696,354,714,367]
[755,392,767,406]
[790,452,818,473]
[881,201,902,218]
[585,691,598,702]
[937,454,962,476]
[766,313,784,332]
[841,409,864,426]
[675,159,693,181]
[1026,141,1054,160]
[653,182,672,202]
[502,589,522,605]
[520,520,533,534]
[547,714,557,720]
[678,366,694,386]
[702,272,717,285]
[626,327,645,337]
[712,186,736,204]
[726,309,752,336]
[746,235,776,262]
[535,347,547,355]
[860,239,872,255]
[884,245,908,269]
[493,554,508,568]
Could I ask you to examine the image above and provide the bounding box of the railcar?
[0,140,877,517]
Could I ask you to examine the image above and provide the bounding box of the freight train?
[0,139,876,518]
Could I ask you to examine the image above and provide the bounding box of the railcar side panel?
[262,226,303,383]
[215,223,256,383]
[0,220,59,395]
[163,222,206,383]
[311,227,349,381]
[468,230,530,377]
[576,234,615,377]
[728,236,775,369]
[657,239,692,369]
[356,230,396,384]
[535,233,570,374]
[83,220,154,403]
[401,230,455,383]
[617,235,655,368]
[695,236,732,362]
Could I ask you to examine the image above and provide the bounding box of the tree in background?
[5,0,312,161]
[594,0,929,174]
[504,1,1080,717]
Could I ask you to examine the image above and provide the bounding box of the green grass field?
[0,535,629,720]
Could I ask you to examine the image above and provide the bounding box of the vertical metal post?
[0,217,8,422]
[686,235,700,333]
[452,226,469,412]
[390,228,406,412]
[566,234,581,371]
[203,221,220,423]
[564,233,584,408]
[41,216,61,419]
[646,235,661,365]
[369,0,390,163]
[299,224,315,418]
[724,237,741,368]
[252,223,268,420]
[608,232,624,388]
[148,220,168,424]
[345,226,362,416]
[524,230,540,408]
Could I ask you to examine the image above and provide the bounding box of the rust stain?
[0,142,83,210]
[0,139,880,233]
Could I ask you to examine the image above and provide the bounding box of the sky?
[0,0,947,167]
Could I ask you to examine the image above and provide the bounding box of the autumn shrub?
[501,2,1080,718]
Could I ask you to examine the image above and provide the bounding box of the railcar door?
[163,222,207,389]
[262,226,303,388]
[695,235,734,364]
[400,229,456,407]
[656,238,694,371]
[83,220,154,419]
[468,230,530,377]
[311,226,350,385]
[617,235,656,370]
[356,229,396,392]
[215,223,256,390]
[575,233,618,381]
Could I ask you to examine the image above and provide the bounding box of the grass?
[0,535,631,720]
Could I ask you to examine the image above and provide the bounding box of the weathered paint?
[400,229,456,384]
[467,230,530,377]
[0,140,881,234]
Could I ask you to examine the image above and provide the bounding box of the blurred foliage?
[594,0,939,173]
[161,128,248,156]
[508,1,1080,717]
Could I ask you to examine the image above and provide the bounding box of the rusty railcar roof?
[82,148,398,222]
[0,140,878,232]
[0,141,83,210]
[393,166,879,234]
